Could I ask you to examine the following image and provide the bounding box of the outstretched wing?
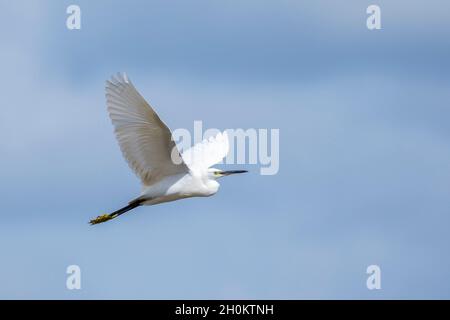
[105,73,189,185]
[182,131,230,172]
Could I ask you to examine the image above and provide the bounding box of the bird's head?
[208,168,248,179]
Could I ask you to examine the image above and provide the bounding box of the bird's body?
[90,73,246,224]
[139,171,219,206]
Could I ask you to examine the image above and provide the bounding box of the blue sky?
[0,0,450,299]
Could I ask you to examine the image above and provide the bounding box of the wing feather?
[105,73,188,185]
[182,131,230,172]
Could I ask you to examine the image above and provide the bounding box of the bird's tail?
[89,200,142,225]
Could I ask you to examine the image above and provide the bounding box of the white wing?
[182,131,230,172]
[105,73,189,185]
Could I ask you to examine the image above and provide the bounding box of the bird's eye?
[215,171,220,176]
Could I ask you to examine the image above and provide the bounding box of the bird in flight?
[90,73,247,225]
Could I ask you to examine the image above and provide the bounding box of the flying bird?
[90,73,247,224]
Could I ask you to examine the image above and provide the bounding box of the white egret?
[90,73,247,224]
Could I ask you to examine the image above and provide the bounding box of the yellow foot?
[89,214,113,225]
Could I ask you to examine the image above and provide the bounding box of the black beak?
[221,170,248,176]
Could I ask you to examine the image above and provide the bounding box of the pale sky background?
[0,0,449,299]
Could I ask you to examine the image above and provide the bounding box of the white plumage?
[105,73,189,185]
[181,131,229,173]
[90,73,247,224]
